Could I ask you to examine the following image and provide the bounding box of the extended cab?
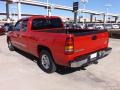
[7,15,112,73]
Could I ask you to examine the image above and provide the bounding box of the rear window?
[31,18,62,30]
[49,18,62,28]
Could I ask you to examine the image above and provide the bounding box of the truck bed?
[48,28,107,36]
[65,29,107,36]
[64,29,109,60]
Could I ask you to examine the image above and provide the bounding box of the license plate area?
[90,53,97,59]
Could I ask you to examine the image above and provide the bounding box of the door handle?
[92,35,97,40]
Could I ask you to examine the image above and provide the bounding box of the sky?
[0,0,120,19]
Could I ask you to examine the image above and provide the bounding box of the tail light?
[65,36,74,55]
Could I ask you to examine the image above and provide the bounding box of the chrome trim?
[70,59,88,68]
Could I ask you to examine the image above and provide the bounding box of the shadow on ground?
[56,65,86,75]
[14,48,86,75]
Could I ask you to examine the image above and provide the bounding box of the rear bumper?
[70,47,112,68]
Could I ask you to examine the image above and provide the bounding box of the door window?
[15,20,22,31]
[21,19,28,32]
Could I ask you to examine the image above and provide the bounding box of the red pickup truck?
[7,15,112,73]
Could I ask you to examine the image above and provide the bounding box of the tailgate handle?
[92,35,97,40]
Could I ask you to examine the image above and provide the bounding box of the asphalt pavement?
[0,35,120,90]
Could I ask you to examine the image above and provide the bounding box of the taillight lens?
[65,37,74,55]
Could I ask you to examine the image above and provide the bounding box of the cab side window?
[15,20,22,31]
[21,19,28,32]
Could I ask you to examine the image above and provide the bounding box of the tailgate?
[73,31,108,56]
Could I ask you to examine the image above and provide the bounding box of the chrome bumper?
[70,47,112,68]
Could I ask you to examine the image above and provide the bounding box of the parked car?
[117,24,120,28]
[7,15,112,73]
[95,24,104,30]
[0,25,5,35]
[86,24,96,29]
[4,23,14,32]
[77,23,86,29]
[112,24,119,29]
[104,24,112,30]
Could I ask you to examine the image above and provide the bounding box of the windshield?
[31,18,63,30]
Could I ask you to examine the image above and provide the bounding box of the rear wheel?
[37,50,56,73]
[8,39,14,51]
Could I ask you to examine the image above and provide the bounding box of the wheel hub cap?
[41,54,50,69]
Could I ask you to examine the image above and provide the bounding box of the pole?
[17,0,21,19]
[47,0,49,16]
[83,3,86,26]
[103,13,105,24]
[73,2,79,24]
[48,9,51,16]
[80,0,88,25]
[74,11,78,24]
[6,1,10,22]
[105,4,112,23]
[90,14,93,23]
[106,8,108,23]
[79,16,81,23]
[10,6,16,21]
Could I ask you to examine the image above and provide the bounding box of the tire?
[37,50,56,73]
[8,39,14,51]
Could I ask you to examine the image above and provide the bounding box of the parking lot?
[0,35,120,90]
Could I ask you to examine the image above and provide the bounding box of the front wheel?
[8,39,14,51]
[37,50,56,73]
